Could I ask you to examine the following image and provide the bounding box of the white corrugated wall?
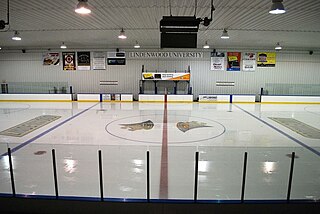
[0,50,319,100]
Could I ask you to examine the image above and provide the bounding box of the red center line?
[159,94,168,199]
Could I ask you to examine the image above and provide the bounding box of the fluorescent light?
[134,41,140,48]
[269,0,286,14]
[12,31,21,41]
[275,42,282,50]
[60,42,67,49]
[221,29,229,39]
[75,0,91,14]
[118,28,127,39]
[203,41,209,49]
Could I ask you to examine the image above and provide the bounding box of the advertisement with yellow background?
[257,52,276,67]
[142,73,190,81]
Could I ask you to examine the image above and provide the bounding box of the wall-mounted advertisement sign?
[43,52,60,66]
[62,52,76,70]
[243,52,256,71]
[107,52,126,65]
[210,52,225,71]
[77,51,91,70]
[227,52,241,71]
[257,52,276,67]
[142,73,190,81]
[92,52,106,70]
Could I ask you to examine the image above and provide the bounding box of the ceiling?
[0,0,320,51]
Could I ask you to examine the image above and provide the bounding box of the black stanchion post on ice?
[98,150,104,201]
[287,152,295,203]
[260,87,263,102]
[8,148,16,197]
[70,86,74,101]
[146,151,150,202]
[241,152,248,203]
[194,151,199,202]
[52,149,59,199]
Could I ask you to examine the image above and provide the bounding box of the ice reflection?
[132,168,143,174]
[1,155,15,170]
[132,159,144,167]
[199,161,209,173]
[1,156,10,170]
[262,161,277,174]
[199,175,208,182]
[120,186,133,192]
[63,159,78,173]
[132,159,144,174]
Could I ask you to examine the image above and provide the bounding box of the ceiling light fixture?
[118,28,127,39]
[203,41,210,49]
[275,42,282,50]
[221,29,229,39]
[12,31,22,41]
[134,41,140,48]
[75,0,91,14]
[60,42,67,49]
[269,0,286,14]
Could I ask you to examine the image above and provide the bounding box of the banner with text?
[129,52,203,58]
[257,52,276,67]
[43,52,60,66]
[243,52,256,71]
[77,51,91,70]
[210,52,225,71]
[92,52,106,70]
[227,52,241,71]
[62,52,76,71]
[107,52,126,65]
[142,73,190,81]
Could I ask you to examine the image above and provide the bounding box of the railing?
[0,144,319,203]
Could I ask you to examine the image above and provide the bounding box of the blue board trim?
[0,193,318,204]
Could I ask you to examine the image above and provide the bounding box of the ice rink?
[0,101,319,202]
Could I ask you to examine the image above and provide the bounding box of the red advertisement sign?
[227,52,241,71]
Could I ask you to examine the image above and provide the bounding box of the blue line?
[234,104,320,157]
[0,102,100,159]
